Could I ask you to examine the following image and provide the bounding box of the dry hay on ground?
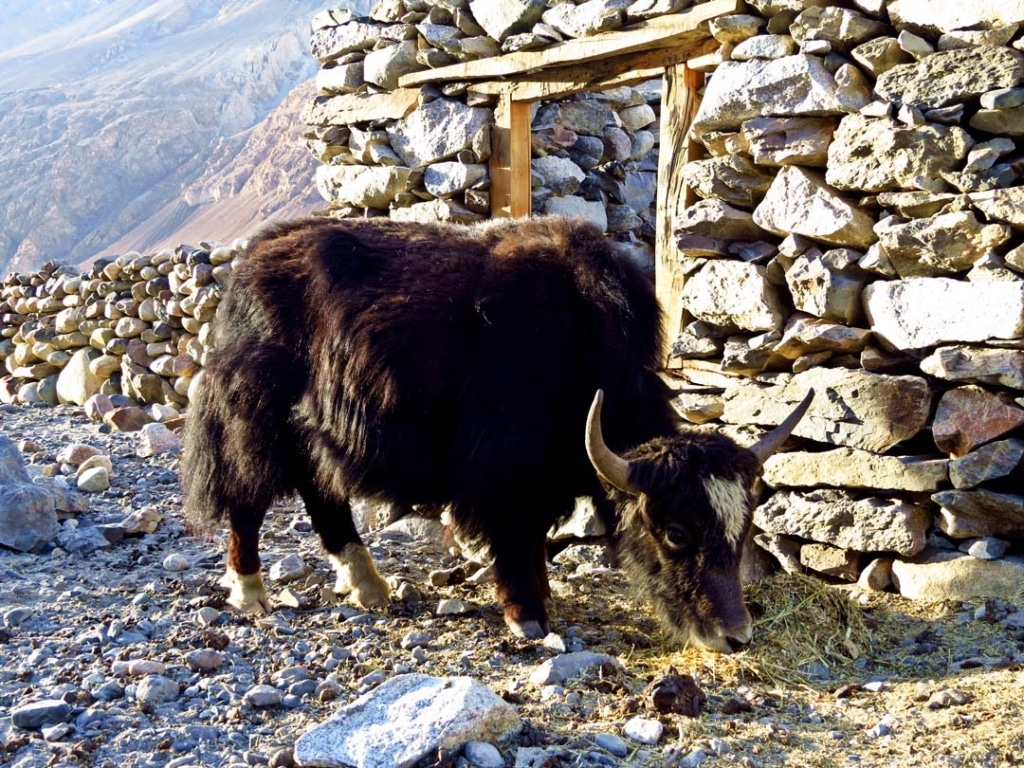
[642,573,872,688]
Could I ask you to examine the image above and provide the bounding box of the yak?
[182,214,811,653]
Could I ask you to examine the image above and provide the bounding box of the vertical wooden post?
[489,91,533,218]
[655,62,704,368]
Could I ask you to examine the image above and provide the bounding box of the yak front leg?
[224,507,271,613]
[491,534,551,640]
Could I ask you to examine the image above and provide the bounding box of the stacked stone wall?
[2,0,1023,598]
[671,0,1024,598]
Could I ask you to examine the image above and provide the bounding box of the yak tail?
[180,342,299,533]
[180,368,228,531]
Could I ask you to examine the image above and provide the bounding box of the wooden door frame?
[397,0,739,363]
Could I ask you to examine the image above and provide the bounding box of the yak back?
[205,214,677,512]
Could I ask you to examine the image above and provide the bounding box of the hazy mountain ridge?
[0,0,367,273]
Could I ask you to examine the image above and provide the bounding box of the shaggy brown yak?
[182,215,810,652]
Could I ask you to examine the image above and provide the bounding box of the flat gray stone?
[529,652,621,686]
[933,489,1024,539]
[875,46,1024,110]
[891,549,1024,601]
[723,369,932,452]
[762,448,947,492]
[11,700,73,730]
[948,439,1024,490]
[920,346,1024,390]
[0,435,59,553]
[754,489,931,556]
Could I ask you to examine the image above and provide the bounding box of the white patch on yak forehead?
[703,475,749,548]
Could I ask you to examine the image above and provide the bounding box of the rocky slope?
[0,0,369,274]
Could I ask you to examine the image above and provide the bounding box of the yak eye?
[665,524,691,549]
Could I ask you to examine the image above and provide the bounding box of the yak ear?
[749,389,814,465]
[585,390,638,494]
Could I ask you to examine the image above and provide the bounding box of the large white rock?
[753,166,876,249]
[863,278,1024,350]
[387,99,493,168]
[692,55,845,136]
[891,549,1024,601]
[826,114,973,192]
[469,0,545,41]
[294,674,521,768]
[680,261,786,332]
[888,0,1024,33]
[315,165,416,209]
[55,347,103,406]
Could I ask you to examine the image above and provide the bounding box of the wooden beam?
[655,62,704,369]
[489,93,533,219]
[398,0,740,88]
[467,37,718,103]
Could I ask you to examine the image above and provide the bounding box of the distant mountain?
[0,0,369,273]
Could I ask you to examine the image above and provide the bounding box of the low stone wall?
[0,243,239,414]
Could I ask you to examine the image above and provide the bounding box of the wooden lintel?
[655,62,705,369]
[398,0,740,88]
[489,93,533,219]
[467,37,718,103]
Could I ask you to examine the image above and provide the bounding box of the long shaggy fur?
[183,215,673,534]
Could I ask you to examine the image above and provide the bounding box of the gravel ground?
[1,403,1023,768]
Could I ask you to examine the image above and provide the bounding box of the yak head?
[586,389,813,654]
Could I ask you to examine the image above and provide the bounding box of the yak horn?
[585,389,636,494]
[749,389,815,465]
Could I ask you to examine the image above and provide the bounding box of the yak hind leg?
[327,542,391,610]
[224,508,271,613]
[298,483,391,610]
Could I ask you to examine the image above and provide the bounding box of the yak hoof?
[221,569,271,614]
[350,575,392,610]
[329,545,392,610]
[507,618,547,640]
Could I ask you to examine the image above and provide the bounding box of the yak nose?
[726,634,751,653]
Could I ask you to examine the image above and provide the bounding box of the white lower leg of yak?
[220,569,271,614]
[328,542,391,609]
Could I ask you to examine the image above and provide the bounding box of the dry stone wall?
[672,0,1024,598]
[303,0,676,272]
[2,0,1023,600]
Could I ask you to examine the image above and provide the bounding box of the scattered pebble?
[594,733,629,757]
[135,674,181,710]
[464,740,504,768]
[623,716,663,745]
[162,553,191,572]
[244,684,284,708]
